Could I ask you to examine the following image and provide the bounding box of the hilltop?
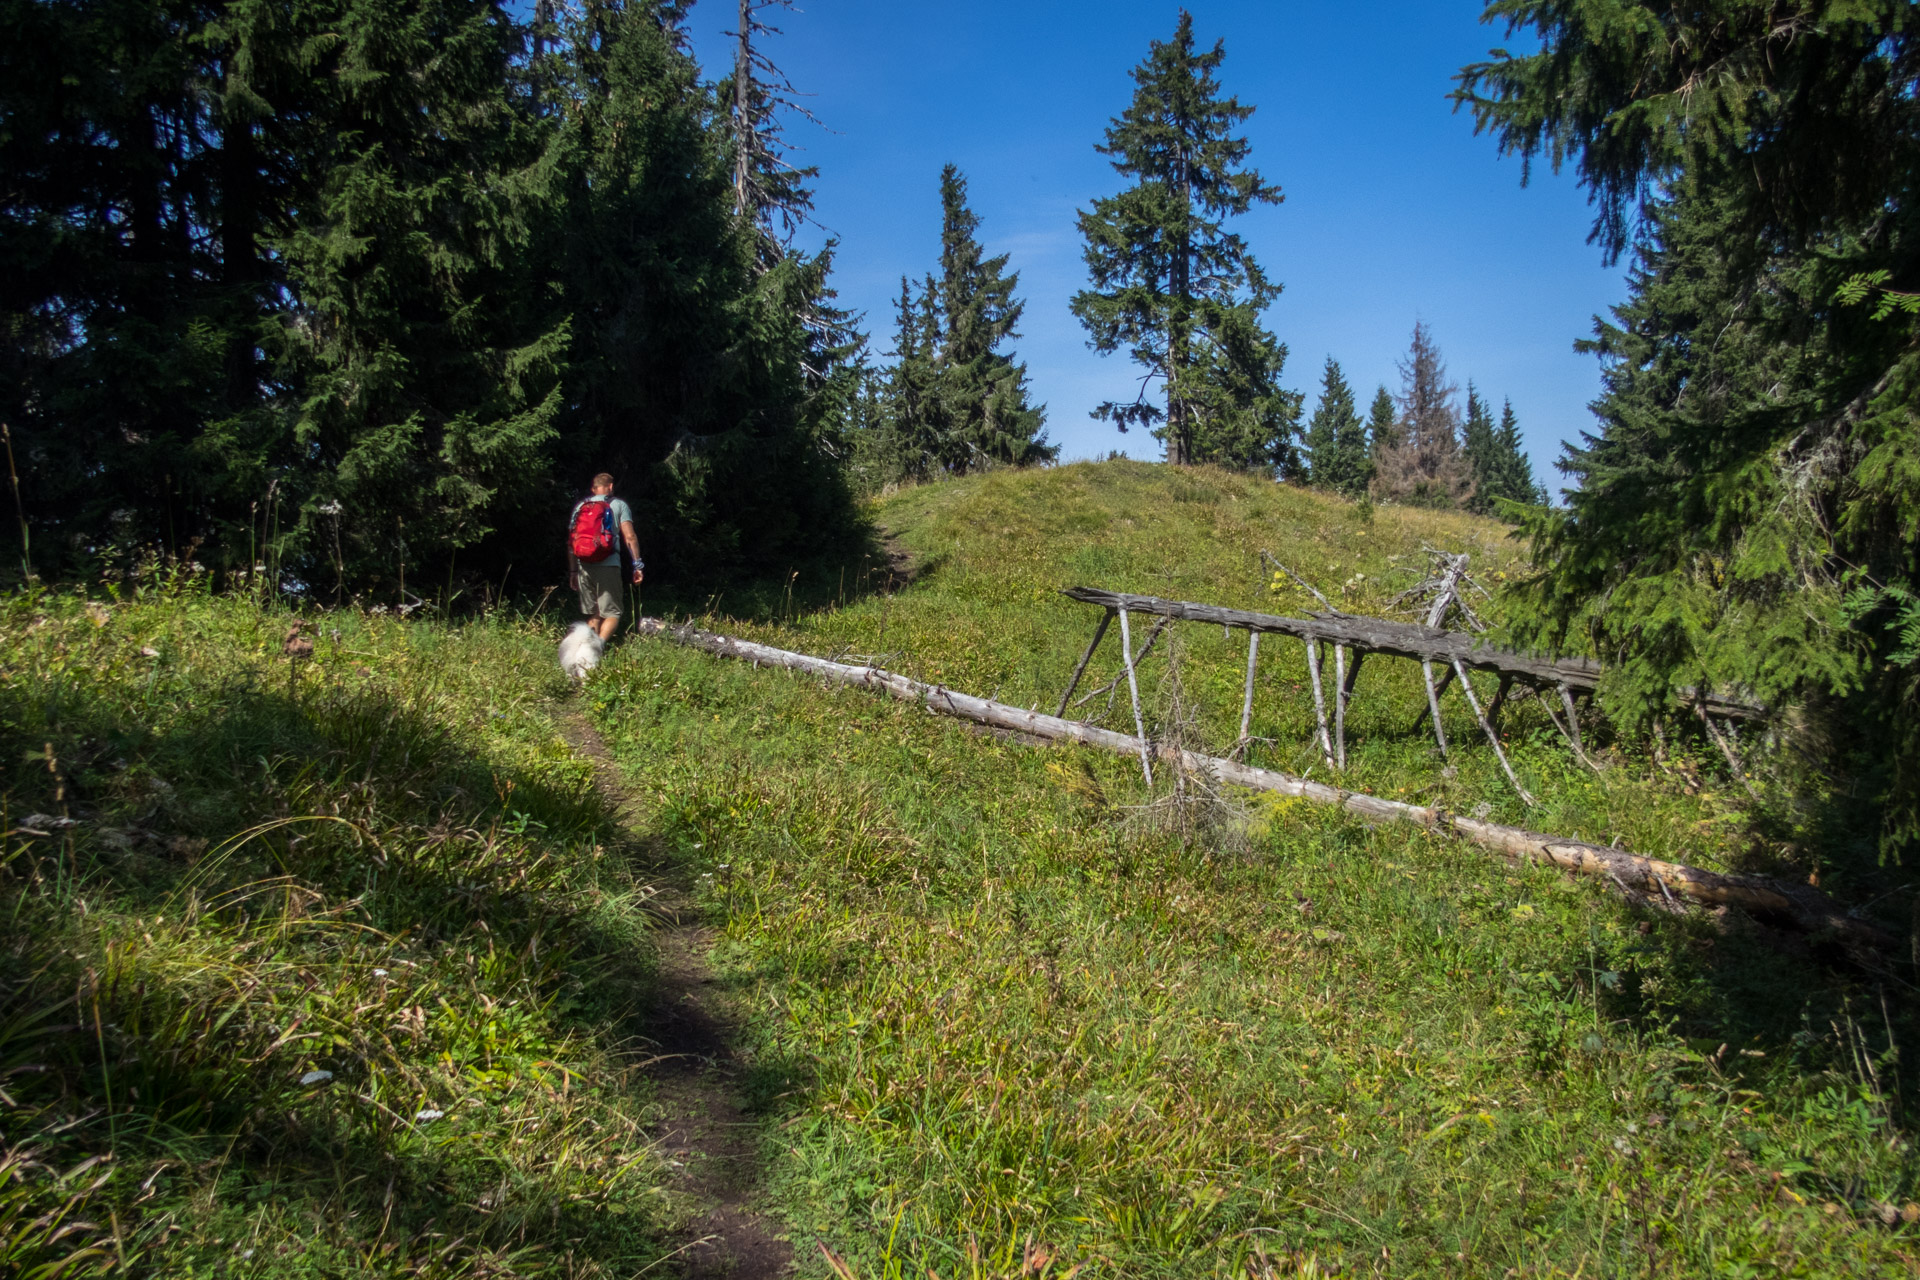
[1,461,1914,1279]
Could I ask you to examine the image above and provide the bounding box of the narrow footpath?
[562,711,794,1280]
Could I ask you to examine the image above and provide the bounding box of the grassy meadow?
[0,581,690,1277]
[601,463,1917,1276]
[3,461,1917,1278]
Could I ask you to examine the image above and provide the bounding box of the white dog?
[558,622,604,679]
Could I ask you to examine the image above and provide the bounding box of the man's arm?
[620,520,643,583]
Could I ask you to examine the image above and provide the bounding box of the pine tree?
[546,0,852,576]
[1365,385,1398,459]
[1461,383,1498,514]
[1304,359,1370,498]
[934,165,1053,471]
[724,0,818,264]
[1492,399,1545,507]
[1372,321,1471,508]
[1457,0,1920,848]
[1070,10,1295,470]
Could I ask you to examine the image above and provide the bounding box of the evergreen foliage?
[1457,3,1920,849]
[0,0,857,591]
[1366,385,1398,458]
[934,166,1053,472]
[1303,359,1372,498]
[1460,384,1539,516]
[282,0,567,598]
[1460,385,1497,512]
[1373,321,1471,508]
[1493,399,1546,507]
[1070,10,1298,471]
[854,171,1052,489]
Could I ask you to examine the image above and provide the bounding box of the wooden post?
[1557,684,1586,757]
[1055,608,1114,717]
[1305,638,1334,767]
[1421,661,1449,757]
[1237,630,1260,745]
[1484,674,1514,732]
[1538,690,1603,774]
[1118,609,1153,787]
[1453,658,1534,804]
[1333,644,1350,770]
[1696,703,1760,799]
[1411,665,1456,733]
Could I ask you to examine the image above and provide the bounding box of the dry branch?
[635,617,1886,948]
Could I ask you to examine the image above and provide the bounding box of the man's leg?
[595,613,619,641]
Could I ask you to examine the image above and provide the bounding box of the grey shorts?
[575,558,624,618]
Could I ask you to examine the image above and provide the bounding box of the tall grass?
[596,462,1920,1277]
[0,575,680,1277]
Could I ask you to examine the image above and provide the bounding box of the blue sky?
[686,1,1623,492]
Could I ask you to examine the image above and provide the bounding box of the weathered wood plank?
[1060,586,1763,721]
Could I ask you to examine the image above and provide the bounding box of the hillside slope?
[590,462,1919,1277]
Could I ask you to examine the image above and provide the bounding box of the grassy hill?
[2,461,1915,1279]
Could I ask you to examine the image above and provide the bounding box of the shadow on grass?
[0,665,696,1275]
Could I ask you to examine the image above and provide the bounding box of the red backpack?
[569,498,615,560]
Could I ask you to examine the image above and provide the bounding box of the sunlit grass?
[595,462,1919,1277]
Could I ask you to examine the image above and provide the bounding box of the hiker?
[567,473,643,641]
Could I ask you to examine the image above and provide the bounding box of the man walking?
[568,473,643,641]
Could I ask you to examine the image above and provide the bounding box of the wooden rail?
[1061,586,1761,721]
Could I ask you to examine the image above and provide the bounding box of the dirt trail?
[562,711,794,1280]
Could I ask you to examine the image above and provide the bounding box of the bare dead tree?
[728,0,824,264]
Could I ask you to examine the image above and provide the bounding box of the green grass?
[596,462,1920,1277]
[6,461,1918,1279]
[0,575,688,1277]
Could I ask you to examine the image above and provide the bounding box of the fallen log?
[634,617,1887,949]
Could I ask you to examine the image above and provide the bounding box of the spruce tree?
[1372,321,1471,508]
[1366,385,1398,460]
[545,0,852,576]
[724,0,818,260]
[880,274,944,481]
[934,165,1053,470]
[1457,0,1920,848]
[1070,10,1295,469]
[1492,399,1544,507]
[1461,383,1498,514]
[278,0,567,594]
[1304,359,1370,498]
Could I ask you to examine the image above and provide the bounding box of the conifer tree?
[1304,359,1370,498]
[1461,384,1498,514]
[1070,10,1295,469]
[935,165,1053,470]
[1366,385,1398,459]
[1492,399,1545,507]
[1372,321,1471,508]
[1457,0,1920,849]
[280,0,567,593]
[879,274,944,480]
[724,0,818,261]
[1463,387,1540,515]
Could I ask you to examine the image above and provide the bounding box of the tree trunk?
[1166,147,1192,465]
[634,616,1890,949]
[732,0,753,217]
[220,65,260,410]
